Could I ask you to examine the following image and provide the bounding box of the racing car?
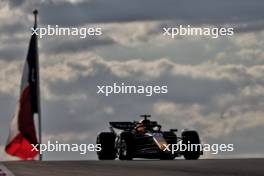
[96,115,202,160]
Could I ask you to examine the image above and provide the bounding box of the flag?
[5,15,40,160]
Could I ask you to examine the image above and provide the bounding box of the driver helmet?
[135,119,150,133]
[139,119,151,126]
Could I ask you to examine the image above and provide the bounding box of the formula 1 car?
[96,115,202,160]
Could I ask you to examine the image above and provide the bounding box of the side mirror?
[170,129,178,132]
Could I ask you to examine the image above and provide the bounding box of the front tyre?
[182,130,201,160]
[97,132,116,160]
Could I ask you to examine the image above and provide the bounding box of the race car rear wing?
[109,121,159,130]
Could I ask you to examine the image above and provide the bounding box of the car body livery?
[96,115,202,160]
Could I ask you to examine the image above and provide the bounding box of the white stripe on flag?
[6,55,30,145]
[0,164,15,176]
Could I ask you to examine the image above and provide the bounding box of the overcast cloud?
[0,0,264,160]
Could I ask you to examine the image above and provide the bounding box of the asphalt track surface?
[1,159,264,176]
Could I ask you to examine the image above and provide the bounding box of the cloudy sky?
[0,0,264,160]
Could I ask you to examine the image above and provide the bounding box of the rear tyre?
[118,132,134,160]
[182,130,201,160]
[97,132,116,160]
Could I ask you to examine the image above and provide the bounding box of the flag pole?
[33,9,42,161]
